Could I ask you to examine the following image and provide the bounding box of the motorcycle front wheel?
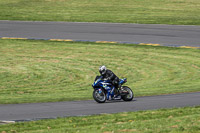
[121,86,134,101]
[93,89,106,103]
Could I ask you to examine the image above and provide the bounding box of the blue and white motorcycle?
[92,76,134,103]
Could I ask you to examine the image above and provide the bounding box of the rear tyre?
[93,89,106,103]
[121,86,134,101]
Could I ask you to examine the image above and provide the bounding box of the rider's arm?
[107,70,115,80]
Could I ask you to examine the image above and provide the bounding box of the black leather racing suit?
[100,69,120,89]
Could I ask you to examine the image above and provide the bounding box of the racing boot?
[113,85,121,100]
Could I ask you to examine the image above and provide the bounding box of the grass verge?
[0,39,199,104]
[0,106,200,133]
[0,0,200,25]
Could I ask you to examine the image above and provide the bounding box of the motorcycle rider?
[99,65,120,96]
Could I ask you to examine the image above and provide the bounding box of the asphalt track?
[0,20,200,48]
[0,21,200,123]
[0,92,200,122]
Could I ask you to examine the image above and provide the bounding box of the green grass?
[0,39,199,104]
[0,0,200,25]
[0,106,199,133]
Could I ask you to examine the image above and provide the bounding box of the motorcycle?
[92,76,134,103]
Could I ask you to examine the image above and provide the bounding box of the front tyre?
[121,86,134,101]
[93,89,106,103]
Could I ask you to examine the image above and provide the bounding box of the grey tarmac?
[0,92,199,122]
[0,20,200,47]
[0,21,200,122]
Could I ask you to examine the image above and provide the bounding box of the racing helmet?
[99,65,107,75]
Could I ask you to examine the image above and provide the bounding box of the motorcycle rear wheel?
[93,89,106,103]
[121,86,134,101]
